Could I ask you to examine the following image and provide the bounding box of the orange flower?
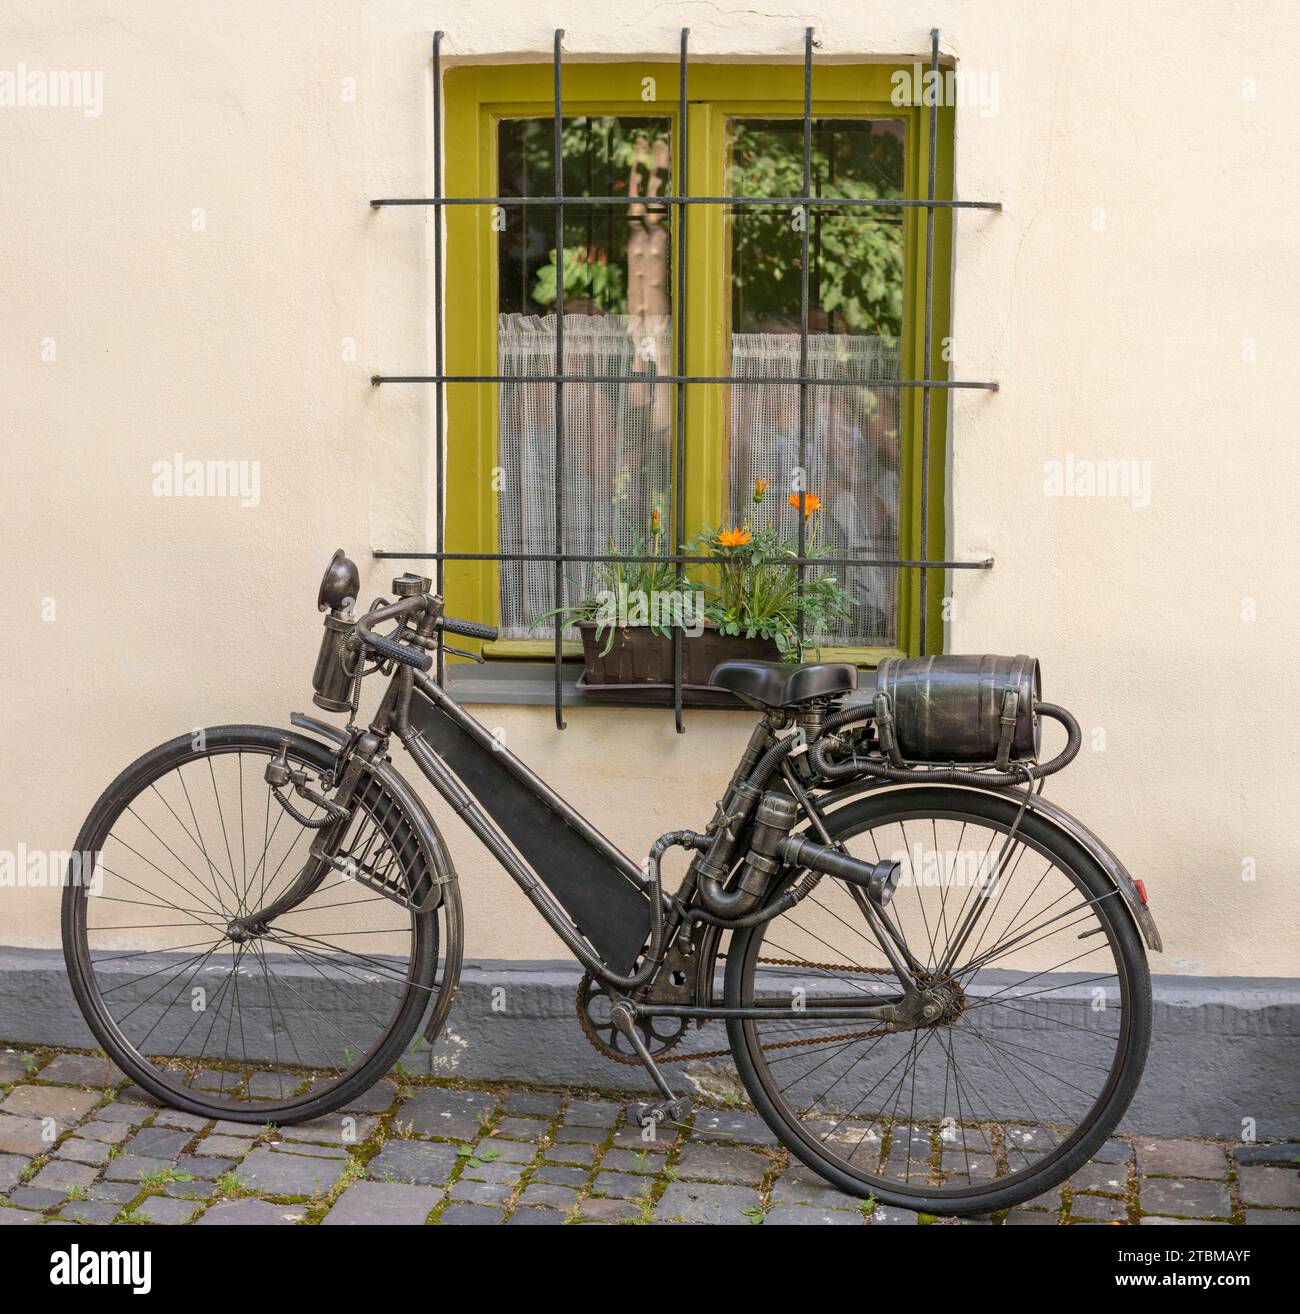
[788,492,822,516]
[753,477,770,503]
[716,527,751,548]
[649,507,661,532]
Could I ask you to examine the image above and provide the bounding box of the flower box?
[574,621,779,707]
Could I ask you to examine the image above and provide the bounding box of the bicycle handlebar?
[439,615,499,643]
[353,597,498,672]
[360,627,432,672]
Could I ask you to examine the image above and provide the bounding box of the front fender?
[291,711,464,1044]
[813,777,1163,953]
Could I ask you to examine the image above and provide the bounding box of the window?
[442,61,955,663]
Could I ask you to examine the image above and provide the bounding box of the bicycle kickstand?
[610,999,692,1130]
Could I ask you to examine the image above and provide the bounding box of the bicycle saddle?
[709,659,857,707]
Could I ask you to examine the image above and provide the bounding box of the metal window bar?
[672,28,689,731]
[432,32,446,688]
[373,197,1000,210]
[796,28,813,651]
[552,29,566,728]
[920,26,939,658]
[374,27,999,732]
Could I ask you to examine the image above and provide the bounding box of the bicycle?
[62,551,1162,1216]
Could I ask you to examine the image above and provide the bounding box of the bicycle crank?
[576,971,688,1064]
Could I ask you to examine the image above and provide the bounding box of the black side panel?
[409,696,653,975]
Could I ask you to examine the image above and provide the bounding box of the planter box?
[574,621,780,707]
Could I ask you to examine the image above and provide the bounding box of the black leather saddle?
[709,659,857,708]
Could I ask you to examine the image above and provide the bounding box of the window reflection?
[496,118,673,639]
[728,118,906,647]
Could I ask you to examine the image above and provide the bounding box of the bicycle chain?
[575,956,898,1066]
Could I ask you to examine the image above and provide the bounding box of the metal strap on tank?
[994,687,1019,772]
[873,689,906,767]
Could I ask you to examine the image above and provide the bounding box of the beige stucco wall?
[2,0,1297,978]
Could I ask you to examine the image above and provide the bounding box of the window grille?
[372,28,999,732]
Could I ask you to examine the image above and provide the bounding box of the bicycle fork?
[230,730,392,938]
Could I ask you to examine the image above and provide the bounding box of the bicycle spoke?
[74,735,440,1116]
[736,799,1140,1204]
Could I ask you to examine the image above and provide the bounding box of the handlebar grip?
[359,628,433,672]
[440,616,499,642]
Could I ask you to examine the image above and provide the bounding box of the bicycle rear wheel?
[725,786,1151,1215]
[62,725,458,1123]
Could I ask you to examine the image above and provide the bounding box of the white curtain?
[730,333,902,646]
[497,314,901,646]
[498,314,672,639]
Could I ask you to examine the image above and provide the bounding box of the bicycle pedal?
[627,1097,692,1128]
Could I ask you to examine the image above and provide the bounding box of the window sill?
[444,653,902,708]
[443,659,596,707]
[480,639,906,669]
[482,638,583,660]
[814,646,907,668]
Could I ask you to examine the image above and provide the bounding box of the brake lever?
[436,641,484,663]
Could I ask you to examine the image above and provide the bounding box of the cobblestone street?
[1,1047,1296,1226]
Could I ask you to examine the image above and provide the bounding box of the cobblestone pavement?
[1,1046,1296,1226]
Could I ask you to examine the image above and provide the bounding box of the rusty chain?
[576,956,900,1066]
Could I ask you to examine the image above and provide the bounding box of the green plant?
[531,511,683,656]
[214,1170,250,1197]
[455,1144,503,1170]
[729,119,905,335]
[137,1167,193,1188]
[533,244,628,314]
[688,481,850,660]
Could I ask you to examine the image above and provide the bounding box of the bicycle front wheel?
[62,725,457,1123]
[725,786,1151,1215]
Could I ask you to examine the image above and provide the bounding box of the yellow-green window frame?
[441,60,955,665]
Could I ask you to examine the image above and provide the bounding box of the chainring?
[576,972,689,1065]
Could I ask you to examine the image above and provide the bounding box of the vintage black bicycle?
[63,551,1161,1215]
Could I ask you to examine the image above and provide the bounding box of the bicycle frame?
[284,659,914,1037]
[277,600,1159,1061]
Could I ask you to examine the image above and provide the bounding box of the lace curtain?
[730,333,901,647]
[497,313,900,645]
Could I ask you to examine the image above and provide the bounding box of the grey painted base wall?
[2,946,1295,1140]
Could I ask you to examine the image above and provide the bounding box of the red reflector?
[1133,879,1149,905]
